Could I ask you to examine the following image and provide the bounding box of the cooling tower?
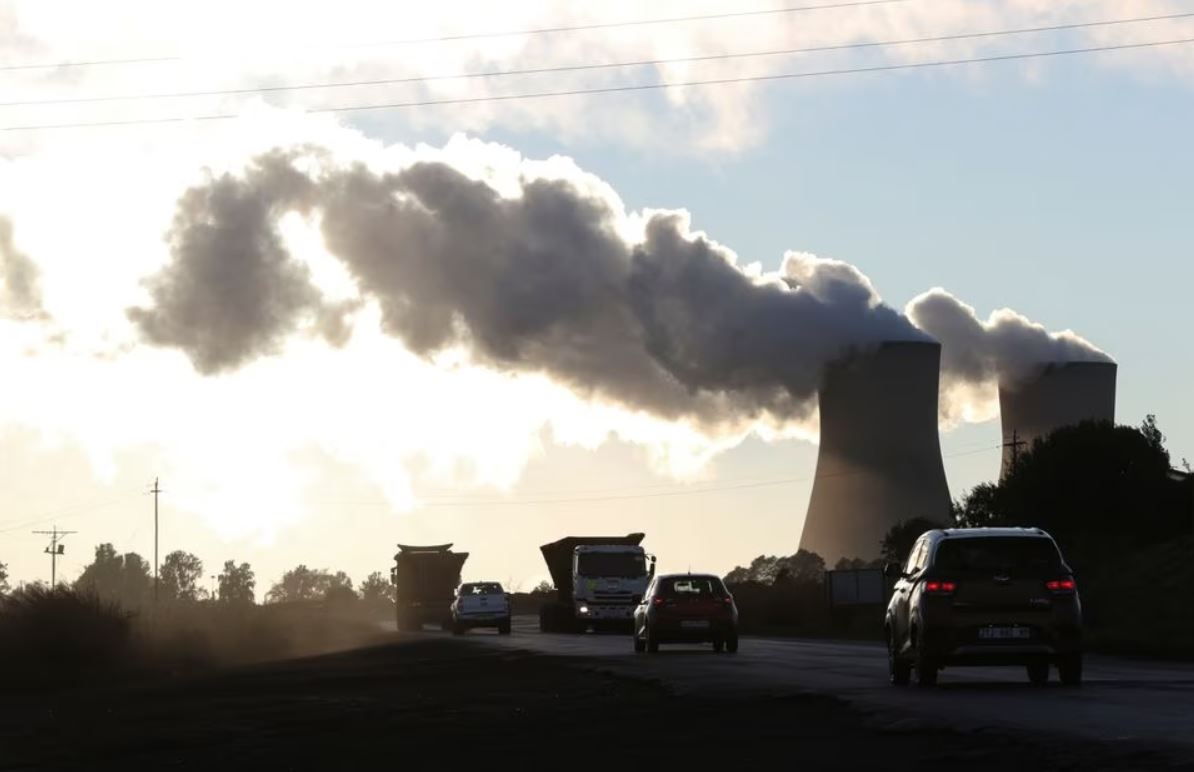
[799,340,952,563]
[999,361,1117,478]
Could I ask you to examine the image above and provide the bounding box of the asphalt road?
[464,616,1194,758]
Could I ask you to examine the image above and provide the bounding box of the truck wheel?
[712,640,725,653]
[1058,654,1083,686]
[1027,662,1049,685]
[498,619,511,635]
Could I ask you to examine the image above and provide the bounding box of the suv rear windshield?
[934,537,1063,577]
[660,577,726,597]
[460,582,503,595]
[576,552,647,578]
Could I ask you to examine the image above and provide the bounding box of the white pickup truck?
[450,582,512,635]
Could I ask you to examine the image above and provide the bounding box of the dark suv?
[884,527,1082,687]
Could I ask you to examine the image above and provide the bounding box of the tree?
[74,543,152,608]
[531,580,555,595]
[952,418,1187,571]
[880,517,947,565]
[0,559,8,595]
[266,565,331,603]
[325,571,357,603]
[724,550,825,585]
[359,571,395,606]
[218,560,256,605]
[159,550,204,602]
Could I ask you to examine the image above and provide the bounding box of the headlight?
[578,605,590,614]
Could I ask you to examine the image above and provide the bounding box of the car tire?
[1058,653,1083,686]
[647,626,660,653]
[914,650,938,687]
[634,633,646,653]
[725,633,739,654]
[888,641,911,686]
[452,622,464,636]
[712,640,725,653]
[1027,662,1049,685]
[498,619,511,635]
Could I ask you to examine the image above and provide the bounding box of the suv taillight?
[924,580,957,595]
[1045,578,1076,594]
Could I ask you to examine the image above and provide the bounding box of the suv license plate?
[681,620,710,629]
[979,626,1031,640]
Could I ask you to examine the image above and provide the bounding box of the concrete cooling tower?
[999,361,1117,478]
[798,340,952,563]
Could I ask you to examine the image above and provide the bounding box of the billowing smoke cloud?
[906,287,1112,420]
[0,215,47,320]
[129,146,926,428]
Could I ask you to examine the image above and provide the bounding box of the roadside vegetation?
[0,550,396,690]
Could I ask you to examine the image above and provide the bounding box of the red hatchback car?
[633,573,739,653]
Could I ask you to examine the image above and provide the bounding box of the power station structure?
[998,361,1117,478]
[799,340,952,564]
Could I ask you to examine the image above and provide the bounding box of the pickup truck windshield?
[576,552,646,578]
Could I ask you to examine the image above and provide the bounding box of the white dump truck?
[538,533,655,633]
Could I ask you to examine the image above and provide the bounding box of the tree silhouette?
[74,543,152,608]
[531,580,555,595]
[953,417,1188,571]
[880,517,945,564]
[159,551,204,602]
[218,560,256,605]
[359,571,395,607]
[0,559,8,595]
[325,571,357,604]
[266,565,356,603]
[724,550,825,585]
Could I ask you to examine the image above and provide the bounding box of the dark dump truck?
[539,533,654,633]
[390,543,469,632]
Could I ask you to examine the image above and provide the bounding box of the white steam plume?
[906,287,1112,423]
[128,145,927,431]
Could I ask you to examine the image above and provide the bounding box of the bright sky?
[1,0,1191,596]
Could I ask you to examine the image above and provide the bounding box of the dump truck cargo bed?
[392,544,469,631]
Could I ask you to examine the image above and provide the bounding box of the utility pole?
[151,477,161,604]
[33,526,76,586]
[1002,429,1027,479]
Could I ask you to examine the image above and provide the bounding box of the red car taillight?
[924,580,956,595]
[652,596,665,607]
[722,596,733,605]
[1045,578,1076,594]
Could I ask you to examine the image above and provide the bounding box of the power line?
[0,0,915,74]
[0,490,141,534]
[4,36,1191,132]
[6,11,1190,110]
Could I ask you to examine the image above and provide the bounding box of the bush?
[0,585,132,686]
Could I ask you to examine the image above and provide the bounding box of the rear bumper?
[454,613,510,626]
[922,625,1082,664]
[652,621,736,643]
